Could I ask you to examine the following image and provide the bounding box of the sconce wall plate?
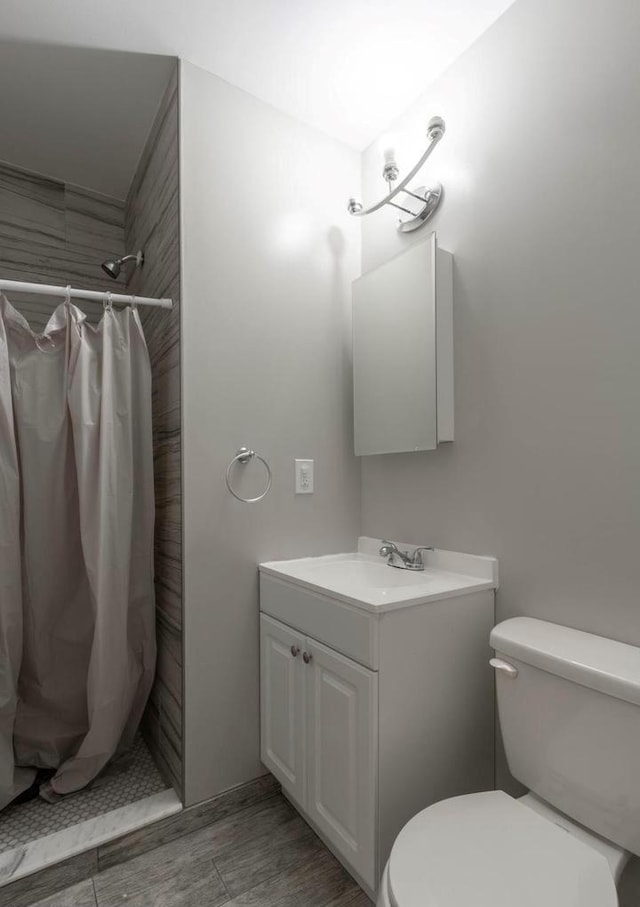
[397,184,443,232]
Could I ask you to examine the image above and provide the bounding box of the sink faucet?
[379,540,433,571]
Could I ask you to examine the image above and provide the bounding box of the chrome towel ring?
[225,447,272,504]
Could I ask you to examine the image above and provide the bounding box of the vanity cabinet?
[260,616,307,804]
[259,560,496,897]
[261,615,377,886]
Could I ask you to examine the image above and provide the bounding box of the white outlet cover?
[295,459,314,494]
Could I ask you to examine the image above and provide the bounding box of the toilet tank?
[491,617,640,856]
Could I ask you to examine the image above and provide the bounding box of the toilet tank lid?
[491,617,640,706]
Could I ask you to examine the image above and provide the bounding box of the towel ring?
[225,447,272,504]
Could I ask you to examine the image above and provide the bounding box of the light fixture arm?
[347,116,446,232]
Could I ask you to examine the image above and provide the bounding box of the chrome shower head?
[101,258,121,279]
[101,250,144,280]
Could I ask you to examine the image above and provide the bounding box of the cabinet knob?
[290,645,300,657]
[302,651,313,664]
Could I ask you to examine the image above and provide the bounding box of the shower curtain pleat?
[0,305,28,810]
[0,295,156,806]
[11,303,95,782]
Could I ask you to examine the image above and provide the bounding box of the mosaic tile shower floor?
[0,736,168,852]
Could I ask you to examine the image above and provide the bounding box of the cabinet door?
[260,614,306,804]
[305,638,378,888]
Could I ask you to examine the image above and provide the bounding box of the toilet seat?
[385,791,617,907]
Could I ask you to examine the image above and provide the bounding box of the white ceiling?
[0,0,516,151]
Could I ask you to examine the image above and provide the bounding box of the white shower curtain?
[0,294,156,809]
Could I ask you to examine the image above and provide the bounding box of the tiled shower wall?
[125,66,183,796]
[0,160,125,329]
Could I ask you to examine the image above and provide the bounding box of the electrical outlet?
[295,459,314,494]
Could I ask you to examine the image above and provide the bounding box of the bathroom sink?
[259,539,498,612]
[301,557,435,590]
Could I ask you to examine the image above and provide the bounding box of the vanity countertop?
[259,537,498,613]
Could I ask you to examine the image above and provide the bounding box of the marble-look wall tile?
[0,162,66,210]
[124,64,182,797]
[64,186,125,258]
[0,189,65,250]
[0,160,125,332]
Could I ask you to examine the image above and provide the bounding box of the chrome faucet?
[379,540,433,571]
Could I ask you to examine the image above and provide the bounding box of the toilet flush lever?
[490,657,518,678]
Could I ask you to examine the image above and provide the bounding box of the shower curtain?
[0,294,156,809]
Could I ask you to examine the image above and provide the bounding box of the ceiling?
[0,43,175,198]
[0,0,516,152]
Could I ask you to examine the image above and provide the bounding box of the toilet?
[378,616,640,906]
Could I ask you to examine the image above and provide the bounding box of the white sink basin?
[300,557,434,590]
[260,541,498,612]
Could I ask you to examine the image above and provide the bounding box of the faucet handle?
[409,546,433,567]
[379,540,398,558]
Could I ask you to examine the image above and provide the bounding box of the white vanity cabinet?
[260,615,307,805]
[259,544,497,897]
[261,615,377,887]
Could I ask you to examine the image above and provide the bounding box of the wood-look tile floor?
[26,795,374,907]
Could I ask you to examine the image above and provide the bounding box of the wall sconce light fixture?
[347,116,446,233]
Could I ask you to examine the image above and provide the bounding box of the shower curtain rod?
[0,278,173,310]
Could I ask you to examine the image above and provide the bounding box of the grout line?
[210,857,231,902]
[91,876,99,907]
[215,862,287,905]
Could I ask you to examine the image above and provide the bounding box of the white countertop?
[259,537,498,613]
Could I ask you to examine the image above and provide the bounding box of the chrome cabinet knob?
[290,646,300,657]
[302,651,313,664]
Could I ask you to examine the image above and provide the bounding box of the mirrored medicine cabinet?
[352,232,453,456]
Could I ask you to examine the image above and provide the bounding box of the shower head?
[101,250,144,280]
[101,259,122,279]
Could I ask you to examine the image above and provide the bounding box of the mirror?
[352,232,453,456]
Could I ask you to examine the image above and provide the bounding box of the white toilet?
[378,616,640,906]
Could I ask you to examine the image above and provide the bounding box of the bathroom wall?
[359,0,640,784]
[180,61,361,805]
[0,160,125,329]
[125,65,183,796]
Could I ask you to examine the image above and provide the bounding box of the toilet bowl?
[377,791,622,907]
[378,617,640,907]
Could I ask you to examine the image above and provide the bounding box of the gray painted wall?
[359,0,640,793]
[180,61,362,805]
[361,6,640,894]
